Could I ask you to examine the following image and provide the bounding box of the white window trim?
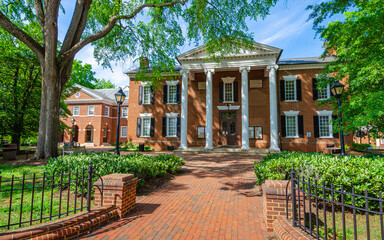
[140,113,152,138]
[165,113,178,138]
[121,126,127,138]
[283,75,298,102]
[315,74,332,100]
[284,110,299,138]
[222,77,236,103]
[87,106,95,116]
[105,106,110,117]
[73,106,80,116]
[166,81,178,104]
[317,110,333,138]
[121,107,128,118]
[142,85,152,105]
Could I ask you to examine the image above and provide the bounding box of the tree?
[67,60,115,89]
[0,0,277,159]
[307,0,384,137]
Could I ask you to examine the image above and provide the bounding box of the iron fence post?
[87,162,93,212]
[290,168,298,227]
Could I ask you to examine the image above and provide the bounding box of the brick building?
[126,42,353,152]
[61,84,129,146]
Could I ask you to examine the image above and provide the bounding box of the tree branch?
[61,0,186,62]
[0,11,44,61]
[61,0,91,54]
[34,0,45,30]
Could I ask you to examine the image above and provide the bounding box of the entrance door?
[103,126,108,143]
[220,112,238,146]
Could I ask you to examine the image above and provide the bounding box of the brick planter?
[94,173,138,217]
[262,180,291,231]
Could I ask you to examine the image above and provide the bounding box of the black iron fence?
[0,163,103,230]
[287,169,384,240]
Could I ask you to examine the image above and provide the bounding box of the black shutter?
[312,78,318,100]
[162,117,167,137]
[150,87,154,104]
[281,116,286,137]
[233,82,239,102]
[296,80,302,101]
[314,116,319,138]
[176,84,181,103]
[280,80,285,101]
[177,116,181,137]
[136,117,141,137]
[150,117,155,137]
[163,85,168,104]
[332,115,339,138]
[139,86,143,105]
[219,82,224,103]
[298,115,304,138]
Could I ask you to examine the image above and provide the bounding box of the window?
[121,126,127,138]
[168,85,177,104]
[167,117,177,137]
[143,86,151,104]
[319,115,332,138]
[285,80,296,101]
[286,116,298,137]
[87,106,94,116]
[249,126,263,139]
[73,106,80,116]
[142,117,151,137]
[105,107,109,117]
[122,107,128,118]
[318,85,330,100]
[197,127,205,139]
[224,82,233,102]
[75,92,80,98]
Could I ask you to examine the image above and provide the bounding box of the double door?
[220,111,238,146]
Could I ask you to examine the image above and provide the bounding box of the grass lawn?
[0,165,91,231]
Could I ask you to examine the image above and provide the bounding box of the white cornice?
[279,63,327,70]
[222,77,236,83]
[64,99,119,105]
[166,80,179,85]
[317,110,333,116]
[166,112,179,117]
[140,113,153,117]
[283,75,298,81]
[284,110,300,116]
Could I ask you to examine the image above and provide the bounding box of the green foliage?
[45,152,184,188]
[308,0,384,137]
[351,142,371,152]
[254,151,384,208]
[120,142,154,151]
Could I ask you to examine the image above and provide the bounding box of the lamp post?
[71,118,76,145]
[114,87,126,155]
[330,80,346,156]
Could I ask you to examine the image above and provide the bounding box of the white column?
[267,65,280,151]
[179,69,190,149]
[205,68,214,149]
[240,66,251,150]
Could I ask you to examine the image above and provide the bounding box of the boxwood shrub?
[254,151,384,209]
[45,152,184,189]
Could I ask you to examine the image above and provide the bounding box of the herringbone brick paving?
[81,153,275,240]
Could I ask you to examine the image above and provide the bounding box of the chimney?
[140,57,149,68]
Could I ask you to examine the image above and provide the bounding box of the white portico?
[177,42,282,151]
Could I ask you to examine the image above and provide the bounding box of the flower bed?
[254,151,384,208]
[46,152,184,187]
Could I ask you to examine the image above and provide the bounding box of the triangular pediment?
[177,41,282,61]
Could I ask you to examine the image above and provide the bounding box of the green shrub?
[45,152,184,191]
[351,142,371,151]
[254,151,384,209]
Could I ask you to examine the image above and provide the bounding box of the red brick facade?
[126,67,352,151]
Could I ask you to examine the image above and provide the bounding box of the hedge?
[254,151,384,209]
[45,152,184,188]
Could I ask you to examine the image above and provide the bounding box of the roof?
[127,65,182,75]
[277,56,335,65]
[72,84,129,105]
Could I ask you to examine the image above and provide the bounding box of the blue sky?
[59,0,326,87]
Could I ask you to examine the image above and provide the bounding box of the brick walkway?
[81,153,275,240]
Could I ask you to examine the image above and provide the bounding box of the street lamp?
[71,118,76,145]
[114,87,126,155]
[330,80,346,156]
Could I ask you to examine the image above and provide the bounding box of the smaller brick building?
[61,84,129,146]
